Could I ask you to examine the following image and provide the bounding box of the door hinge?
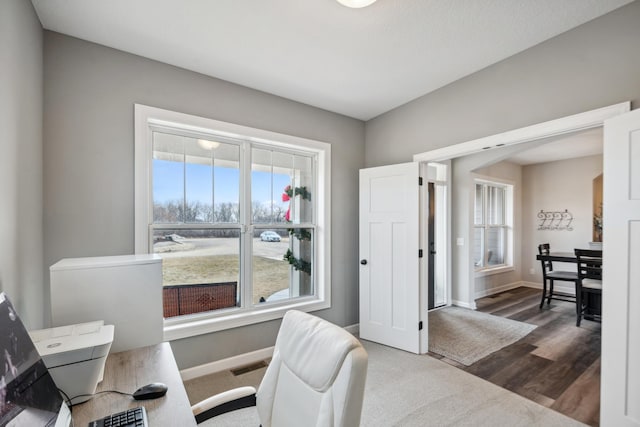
[418,249,423,258]
[419,321,423,330]
[419,176,423,186]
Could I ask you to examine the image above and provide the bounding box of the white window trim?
[134,104,331,341]
[472,175,514,274]
[475,266,515,277]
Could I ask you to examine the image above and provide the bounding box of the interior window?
[474,180,513,270]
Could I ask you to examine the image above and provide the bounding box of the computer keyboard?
[88,406,148,427]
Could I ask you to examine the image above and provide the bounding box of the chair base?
[576,288,602,326]
[539,292,576,307]
[577,312,602,326]
[539,281,577,309]
[577,293,602,326]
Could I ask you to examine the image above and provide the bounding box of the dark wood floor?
[431,287,601,426]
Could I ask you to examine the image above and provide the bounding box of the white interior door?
[359,162,422,354]
[601,108,640,426]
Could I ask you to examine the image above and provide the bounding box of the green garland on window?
[288,228,312,241]
[284,186,311,201]
[283,249,312,275]
[282,186,312,275]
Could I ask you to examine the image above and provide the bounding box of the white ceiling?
[507,127,603,166]
[31,0,633,121]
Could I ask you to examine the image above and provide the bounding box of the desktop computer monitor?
[0,293,71,427]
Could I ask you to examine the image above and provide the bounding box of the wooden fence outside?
[163,282,237,318]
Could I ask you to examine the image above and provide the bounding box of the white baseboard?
[180,323,361,381]
[475,281,524,299]
[452,299,477,309]
[344,323,359,335]
[521,280,575,296]
[180,346,274,382]
[520,281,541,289]
[474,281,576,300]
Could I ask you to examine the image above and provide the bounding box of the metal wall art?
[537,209,573,231]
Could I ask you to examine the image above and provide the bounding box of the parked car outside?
[260,231,281,242]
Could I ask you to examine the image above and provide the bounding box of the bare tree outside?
[154,200,240,224]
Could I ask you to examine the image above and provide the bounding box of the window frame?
[473,177,514,274]
[134,104,331,340]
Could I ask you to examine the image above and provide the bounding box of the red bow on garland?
[282,185,292,221]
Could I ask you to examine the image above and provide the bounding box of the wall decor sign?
[537,209,574,231]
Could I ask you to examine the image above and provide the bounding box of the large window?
[473,179,513,271]
[135,105,330,339]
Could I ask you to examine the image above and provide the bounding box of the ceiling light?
[197,139,220,150]
[336,0,377,8]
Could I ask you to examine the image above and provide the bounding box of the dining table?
[536,250,602,320]
[535,251,582,263]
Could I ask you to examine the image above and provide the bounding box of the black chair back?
[574,248,602,326]
[537,243,579,310]
[538,243,553,274]
[575,249,603,281]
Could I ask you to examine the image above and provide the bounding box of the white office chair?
[192,310,368,426]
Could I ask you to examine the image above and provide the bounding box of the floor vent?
[230,360,268,376]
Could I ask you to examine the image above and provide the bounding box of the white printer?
[29,321,115,405]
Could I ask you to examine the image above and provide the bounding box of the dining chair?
[574,248,603,327]
[538,243,579,309]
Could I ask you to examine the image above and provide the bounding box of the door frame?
[420,160,451,311]
[413,102,629,163]
[413,101,630,309]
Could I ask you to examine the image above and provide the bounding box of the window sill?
[163,297,330,341]
[474,265,515,278]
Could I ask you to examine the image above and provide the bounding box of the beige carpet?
[428,306,536,366]
[184,339,585,427]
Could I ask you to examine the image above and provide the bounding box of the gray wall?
[0,0,44,329]
[364,1,640,310]
[523,154,603,286]
[365,1,640,167]
[7,0,638,369]
[43,32,365,369]
[449,142,535,307]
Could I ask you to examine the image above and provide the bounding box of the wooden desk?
[72,343,196,426]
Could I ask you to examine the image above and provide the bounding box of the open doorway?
[471,126,604,299]
[459,128,603,426]
[412,102,629,426]
[358,102,636,424]
[413,102,628,309]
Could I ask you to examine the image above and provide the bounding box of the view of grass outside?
[151,133,315,316]
[251,254,290,303]
[155,233,291,305]
[161,253,290,304]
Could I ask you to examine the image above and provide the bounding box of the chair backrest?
[256,310,368,427]
[575,249,603,281]
[538,243,553,274]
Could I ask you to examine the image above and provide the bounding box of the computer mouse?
[132,382,168,400]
